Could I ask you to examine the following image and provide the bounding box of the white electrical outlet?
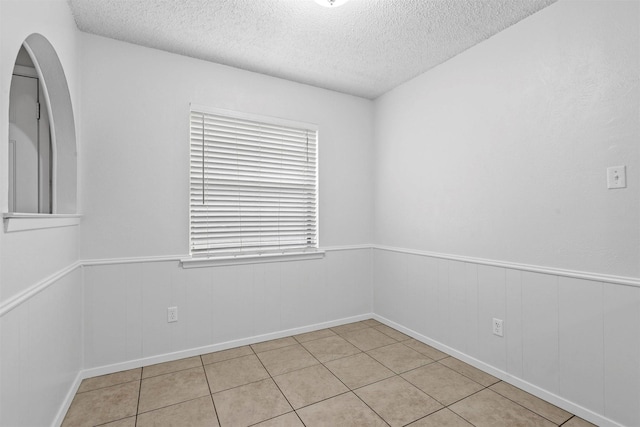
[167,306,178,323]
[607,166,626,189]
[492,318,504,337]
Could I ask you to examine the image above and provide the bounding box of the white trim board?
[372,314,626,427]
[3,243,637,318]
[52,372,83,427]
[0,261,82,317]
[373,245,640,288]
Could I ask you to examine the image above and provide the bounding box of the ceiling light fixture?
[314,0,349,7]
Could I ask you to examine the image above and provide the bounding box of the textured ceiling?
[67,0,557,99]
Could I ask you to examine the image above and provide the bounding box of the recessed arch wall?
[19,33,77,213]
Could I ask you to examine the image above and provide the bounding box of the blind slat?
[189,108,318,257]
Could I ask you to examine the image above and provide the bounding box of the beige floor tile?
[402,363,483,406]
[367,342,434,374]
[438,357,499,387]
[201,345,253,365]
[330,321,371,335]
[563,416,598,427]
[449,389,555,427]
[355,376,442,427]
[251,336,298,353]
[404,339,449,360]
[62,381,139,427]
[294,328,336,343]
[142,356,202,379]
[256,344,319,376]
[101,417,136,427]
[204,353,269,393]
[342,327,398,351]
[324,352,394,389]
[408,408,473,426]
[374,324,411,341]
[301,335,361,363]
[77,368,141,393]
[138,366,210,413]
[490,381,572,424]
[212,378,292,426]
[297,392,387,426]
[361,319,383,327]
[137,396,219,426]
[253,412,304,426]
[273,364,348,409]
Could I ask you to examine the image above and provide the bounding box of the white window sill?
[181,250,325,268]
[3,213,82,232]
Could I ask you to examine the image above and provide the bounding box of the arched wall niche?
[18,33,77,214]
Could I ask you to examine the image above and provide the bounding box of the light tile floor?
[62,320,597,427]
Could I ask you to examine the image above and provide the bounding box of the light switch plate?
[607,166,626,189]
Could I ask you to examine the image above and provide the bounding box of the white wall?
[372,2,639,426]
[83,249,372,371]
[0,1,83,426]
[0,0,81,300]
[79,33,374,260]
[374,0,639,278]
[77,30,376,383]
[373,248,640,427]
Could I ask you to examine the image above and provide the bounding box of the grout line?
[75,376,142,395]
[135,394,212,416]
[489,382,572,426]
[250,342,299,421]
[134,375,142,424]
[199,354,223,427]
[64,321,587,426]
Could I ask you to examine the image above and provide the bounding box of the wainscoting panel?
[603,284,640,427]
[0,267,83,427]
[521,271,560,395]
[83,248,373,370]
[372,247,640,427]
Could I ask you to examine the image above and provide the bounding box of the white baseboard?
[80,313,373,379]
[52,371,83,427]
[372,314,625,427]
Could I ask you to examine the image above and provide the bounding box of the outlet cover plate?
[167,306,178,323]
[492,318,504,337]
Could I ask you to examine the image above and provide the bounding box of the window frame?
[182,104,323,267]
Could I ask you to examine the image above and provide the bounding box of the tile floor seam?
[201,346,254,366]
[209,376,274,396]
[208,393,222,427]
[136,388,211,415]
[301,341,364,364]
[445,386,557,426]
[251,343,298,417]
[288,389,353,412]
[140,359,204,380]
[199,353,223,427]
[441,383,491,408]
[63,321,593,427]
[349,389,393,427]
[75,377,142,395]
[489,383,570,426]
[134,375,142,424]
[399,407,459,427]
[433,359,493,387]
[444,405,479,427]
[245,409,298,426]
[559,415,575,426]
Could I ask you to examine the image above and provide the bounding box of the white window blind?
[189,107,318,257]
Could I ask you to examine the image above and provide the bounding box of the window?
[189,106,318,259]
